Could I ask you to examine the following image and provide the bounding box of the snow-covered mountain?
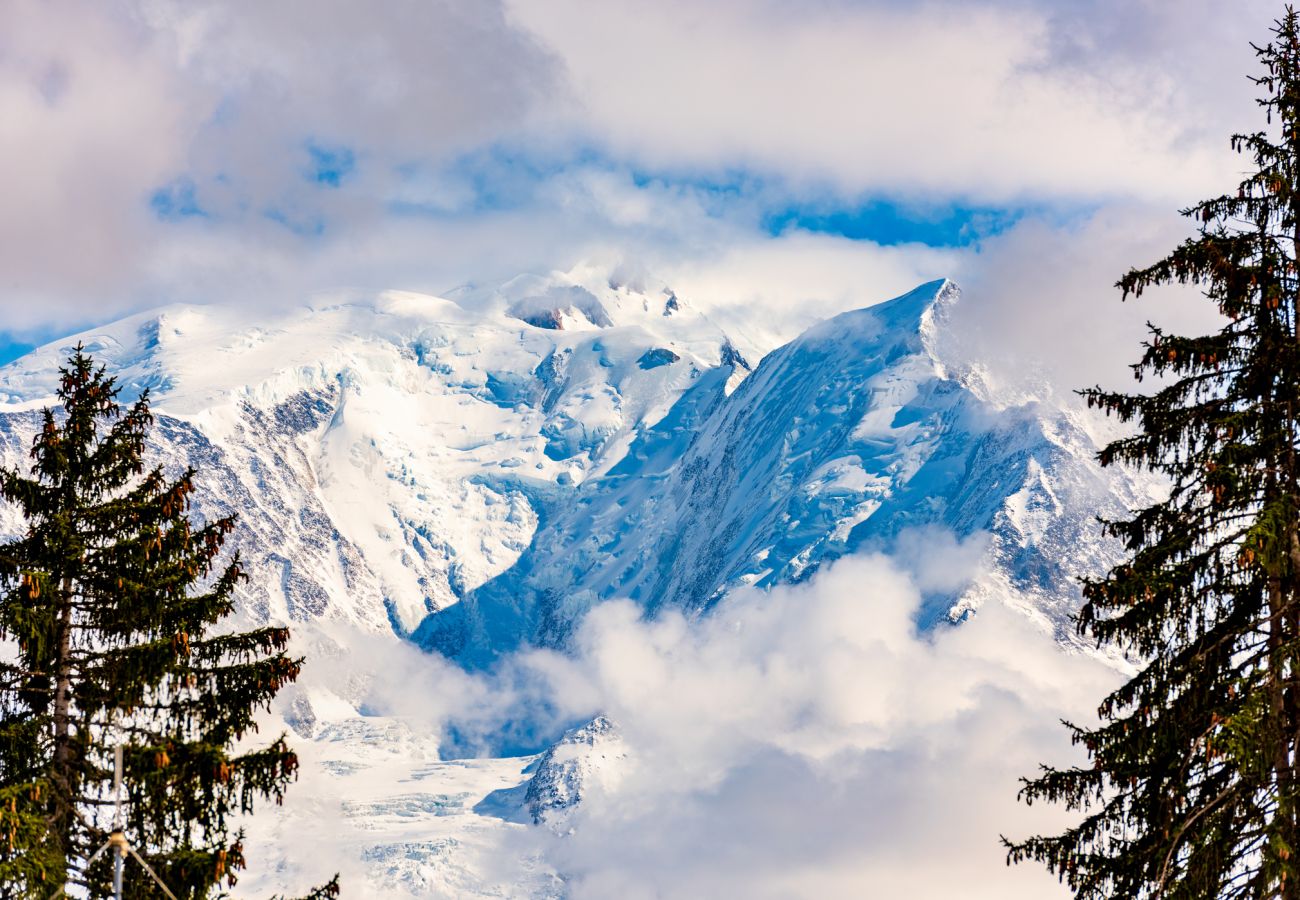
[0,271,1155,896]
[0,271,744,638]
[524,716,627,830]
[419,279,1155,663]
[0,275,1148,656]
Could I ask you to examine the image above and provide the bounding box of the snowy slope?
[0,274,740,639]
[0,271,1155,663]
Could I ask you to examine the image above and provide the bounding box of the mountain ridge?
[0,275,1151,662]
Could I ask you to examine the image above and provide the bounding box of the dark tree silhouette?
[0,347,329,897]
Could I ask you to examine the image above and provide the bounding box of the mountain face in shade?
[419,279,1154,663]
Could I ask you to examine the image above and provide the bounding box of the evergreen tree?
[1007,8,1300,898]
[0,347,315,897]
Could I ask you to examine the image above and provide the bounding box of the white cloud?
[508,0,1258,202]
[277,544,1118,898]
[945,202,1231,396]
[510,552,1117,898]
[0,0,559,329]
[659,228,958,355]
[0,1,208,327]
[0,0,1278,342]
[138,0,558,189]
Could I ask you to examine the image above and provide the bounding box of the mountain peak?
[873,276,957,318]
[799,275,954,333]
[783,279,958,383]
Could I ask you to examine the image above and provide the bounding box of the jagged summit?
[809,276,954,334]
[783,277,959,386]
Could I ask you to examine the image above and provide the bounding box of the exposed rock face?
[636,347,680,369]
[524,716,627,829]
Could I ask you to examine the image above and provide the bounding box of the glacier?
[0,272,1155,896]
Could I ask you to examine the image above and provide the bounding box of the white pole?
[112,746,123,900]
[113,745,122,827]
[64,742,178,900]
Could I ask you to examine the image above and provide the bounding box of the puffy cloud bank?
[275,539,1122,899]
[523,553,1119,899]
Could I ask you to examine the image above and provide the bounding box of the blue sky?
[141,135,1052,249]
[763,200,1042,247]
[0,336,36,368]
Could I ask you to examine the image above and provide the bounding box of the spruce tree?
[1007,8,1300,898]
[0,347,314,897]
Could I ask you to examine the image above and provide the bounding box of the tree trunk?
[49,576,75,879]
